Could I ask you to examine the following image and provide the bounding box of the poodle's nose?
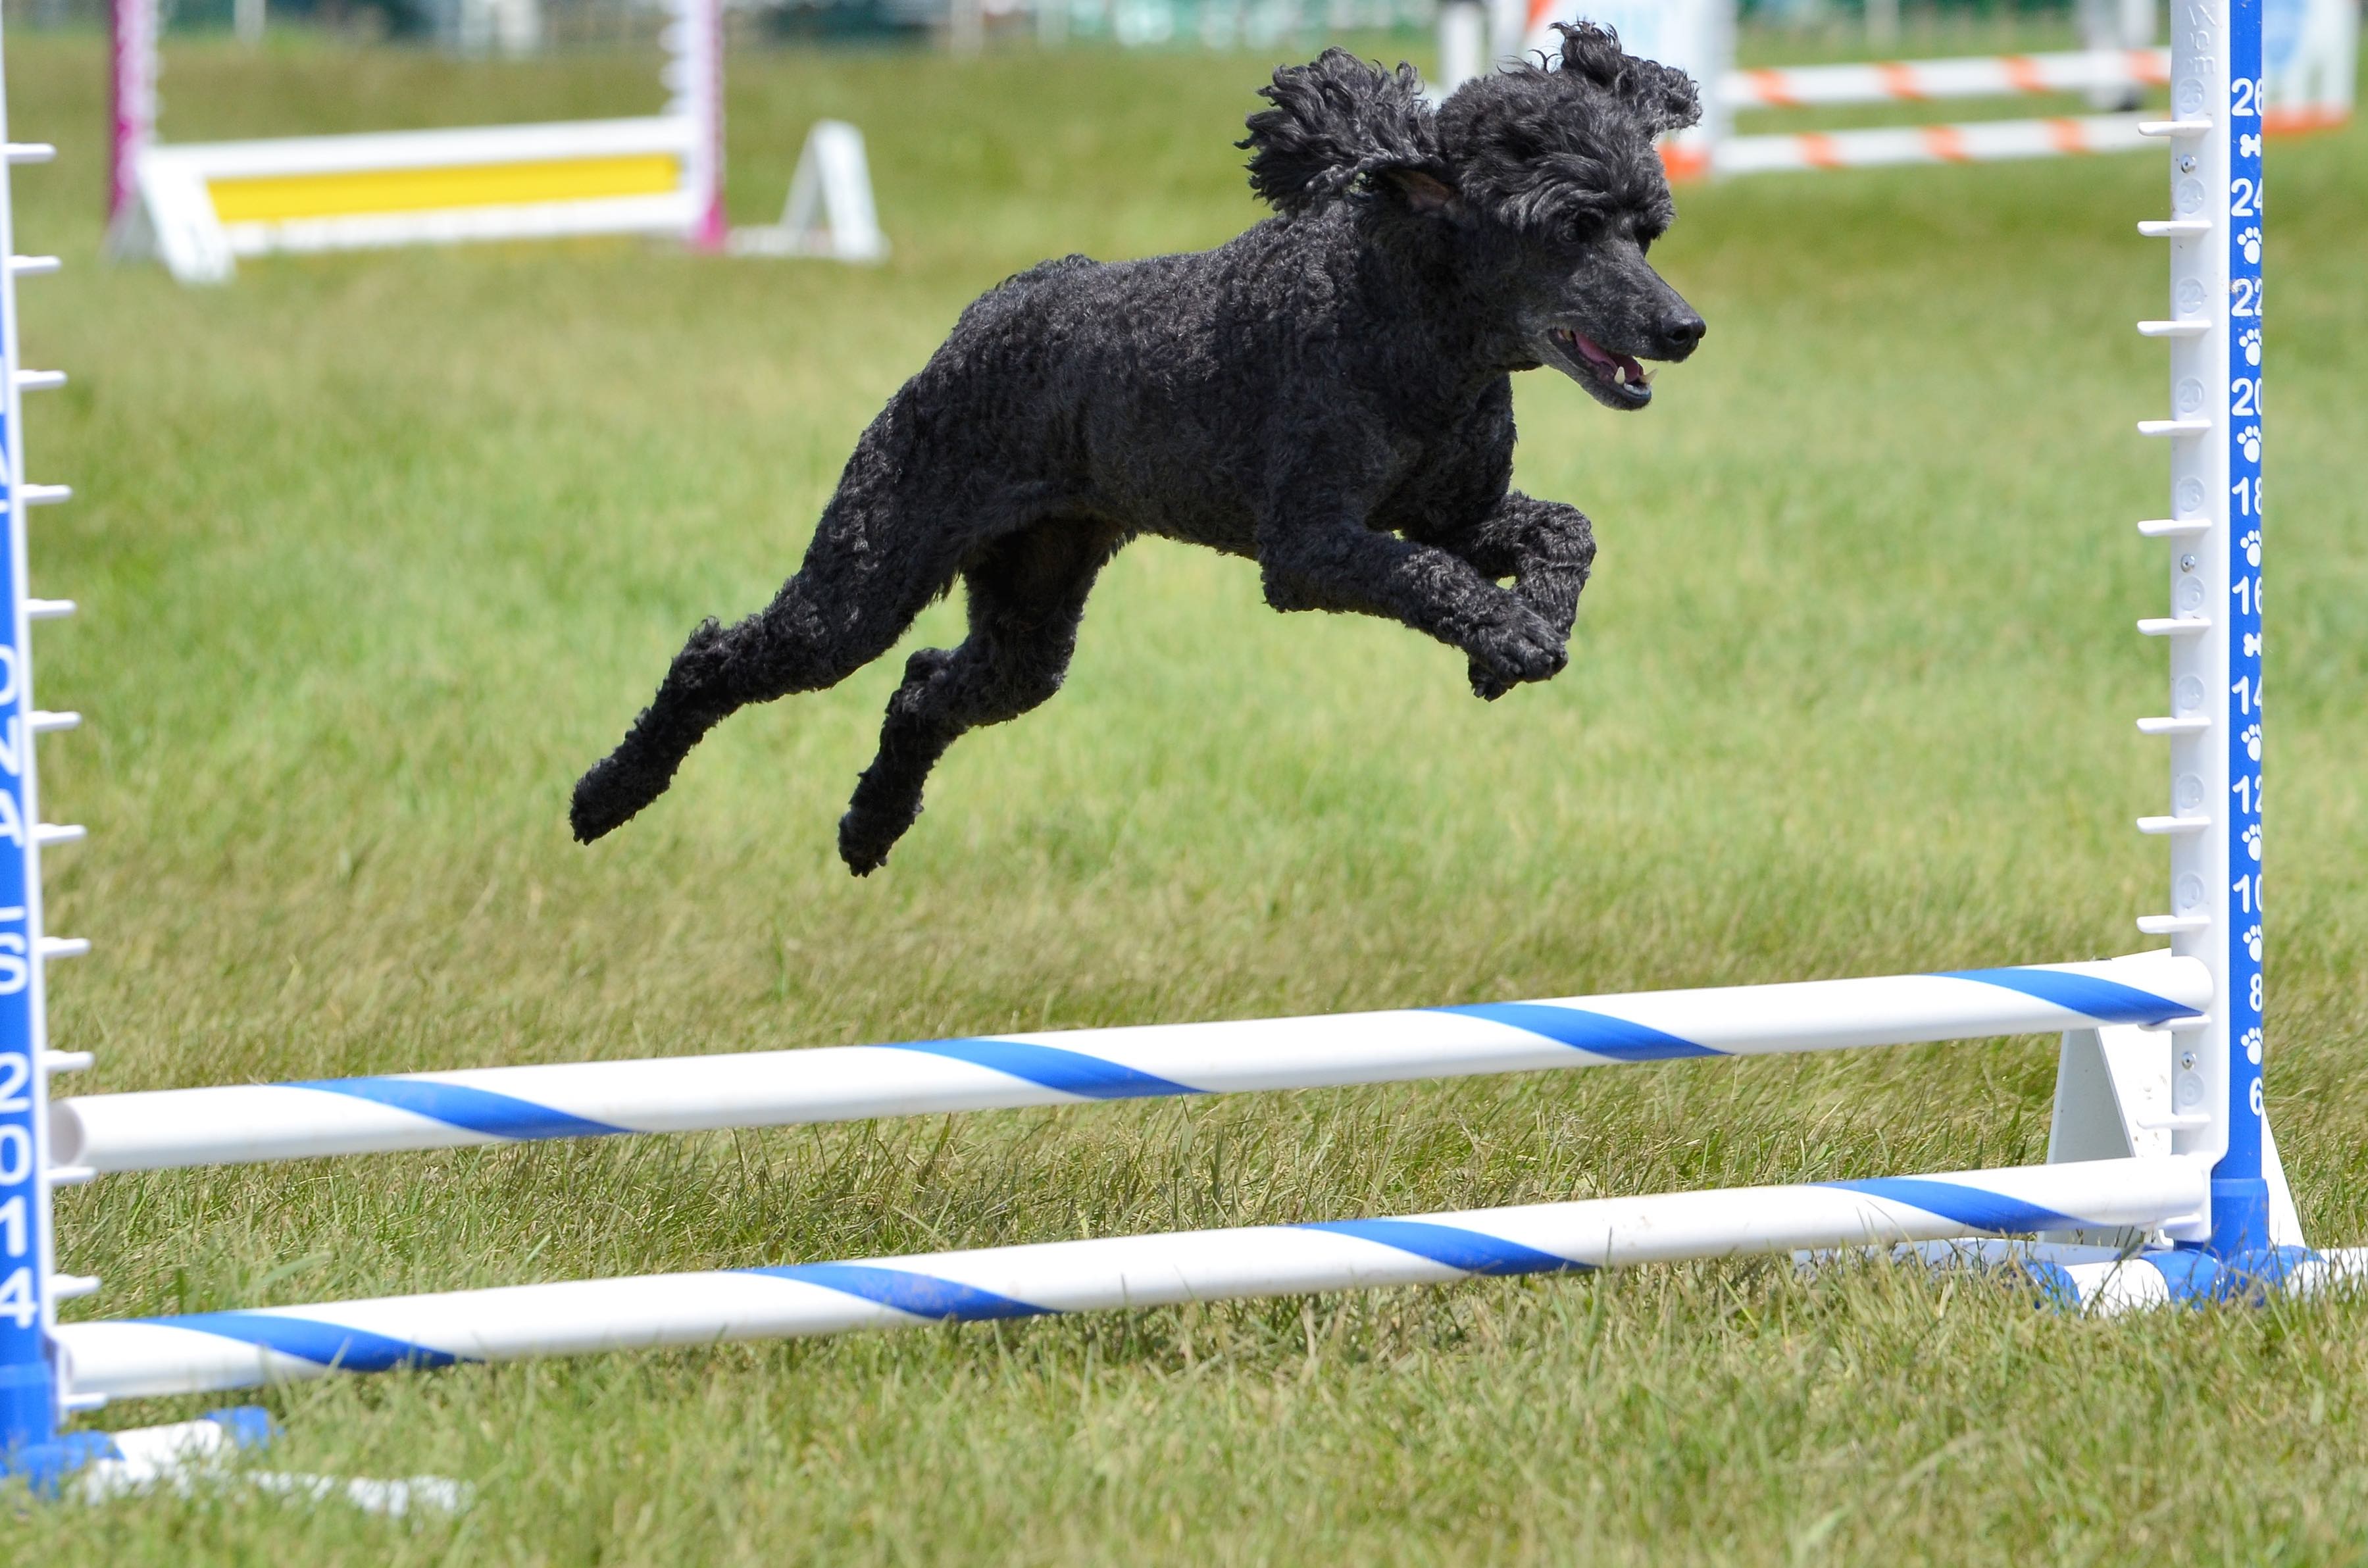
[1657,309,1706,360]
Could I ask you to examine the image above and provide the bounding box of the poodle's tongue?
[1555,328,1648,386]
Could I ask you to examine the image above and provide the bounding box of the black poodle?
[572,24,1705,874]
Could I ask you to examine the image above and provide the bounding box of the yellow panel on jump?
[205,153,683,222]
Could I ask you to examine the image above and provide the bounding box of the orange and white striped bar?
[1716,112,2152,176]
[1725,47,2171,109]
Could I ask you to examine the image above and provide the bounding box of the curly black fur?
[572,25,1707,874]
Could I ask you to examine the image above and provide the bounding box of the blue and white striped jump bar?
[53,1154,2204,1401]
[51,953,2209,1175]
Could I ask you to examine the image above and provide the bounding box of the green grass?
[2,30,2367,1564]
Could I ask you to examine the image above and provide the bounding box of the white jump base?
[132,118,710,279]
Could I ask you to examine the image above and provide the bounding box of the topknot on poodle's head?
[1433,22,1700,244]
[1238,25,1698,228]
[1528,19,1703,139]
[1240,24,1707,413]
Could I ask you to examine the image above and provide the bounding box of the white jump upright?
[0,0,2352,1493]
[0,24,116,1487]
[2144,0,2273,1259]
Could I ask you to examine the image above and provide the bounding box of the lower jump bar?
[54,1155,2204,1401]
[51,953,2208,1175]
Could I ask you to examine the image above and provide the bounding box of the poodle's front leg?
[1256,513,1567,696]
[1434,492,1597,700]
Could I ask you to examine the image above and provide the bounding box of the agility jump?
[0,0,2349,1489]
[1438,0,2354,176]
[105,0,889,283]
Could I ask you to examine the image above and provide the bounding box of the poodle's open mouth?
[1549,327,1654,409]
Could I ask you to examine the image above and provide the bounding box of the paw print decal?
[2242,530,2261,566]
[2243,723,2263,761]
[2239,426,2262,463]
[2245,924,2264,961]
[2240,326,2263,366]
[2244,823,2263,862]
[2238,226,2262,263]
[2242,1026,2263,1064]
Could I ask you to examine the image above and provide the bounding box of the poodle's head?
[1241,25,1705,409]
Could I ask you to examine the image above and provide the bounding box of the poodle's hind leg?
[570,489,967,844]
[838,519,1123,875]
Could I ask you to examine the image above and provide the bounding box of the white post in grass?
[950,0,986,56]
[1436,0,1488,93]
[665,0,726,251]
[105,0,157,253]
[1864,0,1898,49]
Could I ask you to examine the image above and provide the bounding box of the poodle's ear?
[1240,50,1461,217]
[1551,20,1703,138]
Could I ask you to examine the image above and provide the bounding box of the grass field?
[2,27,2366,1564]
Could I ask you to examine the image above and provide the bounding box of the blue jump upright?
[0,0,2348,1492]
[0,40,91,1484]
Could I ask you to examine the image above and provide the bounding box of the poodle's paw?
[570,729,696,843]
[838,796,922,876]
[901,645,958,686]
[1468,659,1513,702]
[570,746,677,844]
[1467,608,1568,699]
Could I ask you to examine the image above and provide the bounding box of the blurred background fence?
[0,0,2242,59]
